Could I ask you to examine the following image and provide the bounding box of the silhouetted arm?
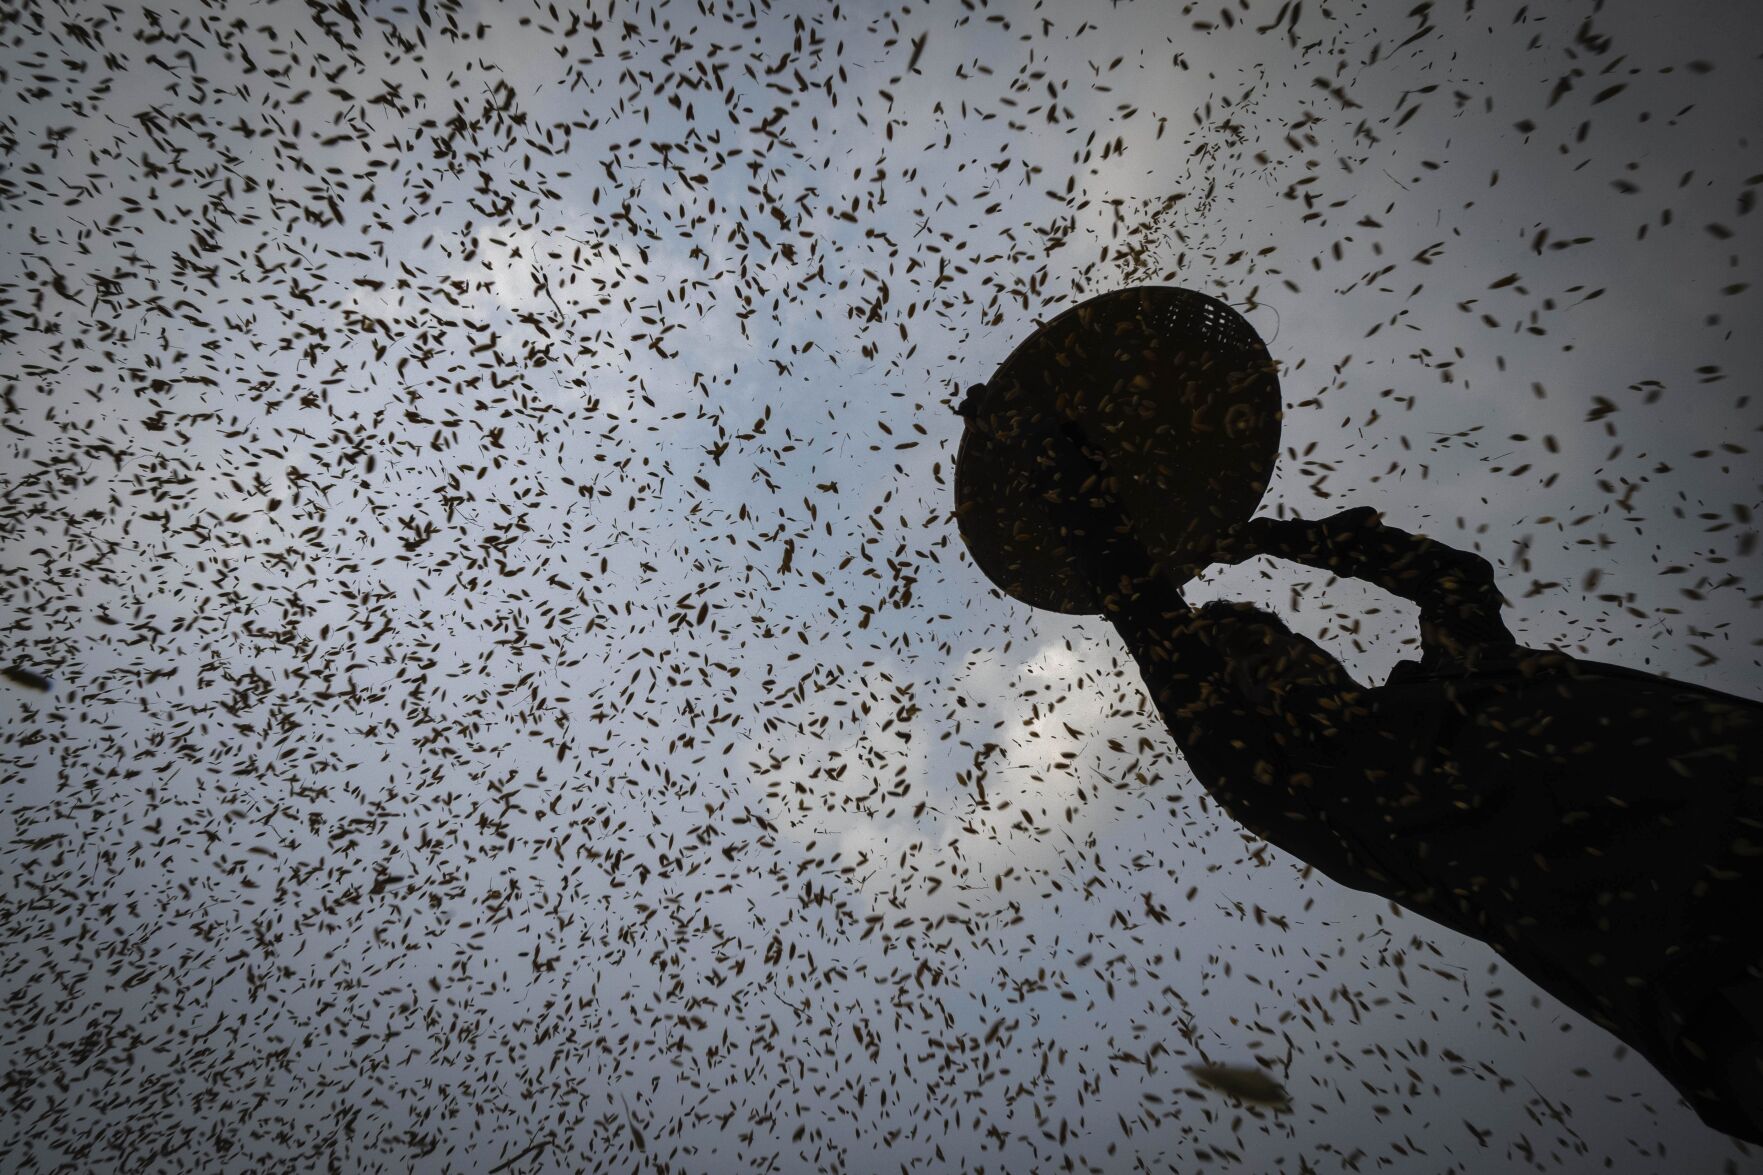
[1044,426,1374,866]
[1104,576,1400,890]
[1045,441,1312,837]
[1229,507,1516,663]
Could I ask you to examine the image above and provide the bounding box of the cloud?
[746,625,1176,921]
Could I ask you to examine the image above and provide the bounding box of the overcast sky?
[3,0,1761,1170]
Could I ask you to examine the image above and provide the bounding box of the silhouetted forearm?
[1245,511,1516,657]
[1105,581,1311,834]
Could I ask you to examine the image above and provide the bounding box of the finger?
[1329,505,1382,529]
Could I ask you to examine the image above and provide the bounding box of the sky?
[2,0,1760,1171]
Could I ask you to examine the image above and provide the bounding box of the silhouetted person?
[1095,505,1763,1142]
[954,285,1763,1140]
